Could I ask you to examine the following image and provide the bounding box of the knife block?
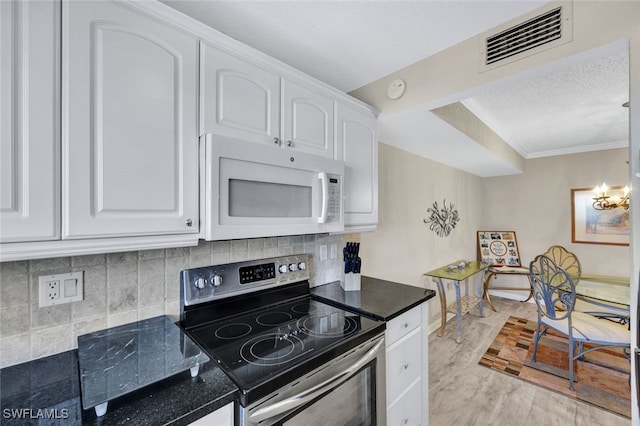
[341,273,361,291]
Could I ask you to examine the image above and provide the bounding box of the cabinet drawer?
[386,306,421,346]
[386,328,422,403]
[387,379,422,426]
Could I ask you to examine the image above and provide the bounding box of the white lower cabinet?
[385,303,429,425]
[388,380,423,426]
[189,403,233,426]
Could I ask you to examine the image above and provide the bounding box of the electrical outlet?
[47,280,60,301]
[39,272,84,307]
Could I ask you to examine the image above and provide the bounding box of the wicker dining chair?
[529,254,629,391]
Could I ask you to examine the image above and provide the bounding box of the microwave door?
[201,134,344,240]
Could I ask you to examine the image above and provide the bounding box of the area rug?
[479,316,631,418]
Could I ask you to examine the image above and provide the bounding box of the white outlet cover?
[39,271,84,307]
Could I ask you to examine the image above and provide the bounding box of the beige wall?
[359,142,483,327]
[481,148,630,275]
[359,144,629,332]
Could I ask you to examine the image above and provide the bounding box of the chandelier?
[592,183,629,210]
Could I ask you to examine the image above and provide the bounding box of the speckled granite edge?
[0,349,238,426]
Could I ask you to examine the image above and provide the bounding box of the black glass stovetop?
[187,296,383,406]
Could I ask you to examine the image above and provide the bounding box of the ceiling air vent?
[481,3,572,71]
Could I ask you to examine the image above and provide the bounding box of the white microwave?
[199,134,344,240]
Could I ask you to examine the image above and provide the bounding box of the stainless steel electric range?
[180,254,386,426]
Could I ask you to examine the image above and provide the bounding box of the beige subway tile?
[0,275,29,306]
[107,261,138,288]
[139,258,165,285]
[71,254,106,267]
[140,281,165,308]
[138,249,165,260]
[83,265,107,293]
[30,302,71,330]
[71,292,107,321]
[31,325,72,360]
[0,261,29,276]
[1,304,30,337]
[0,333,30,368]
[108,286,137,314]
[107,251,138,263]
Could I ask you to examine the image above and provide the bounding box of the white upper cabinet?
[336,102,378,230]
[63,1,198,239]
[200,45,335,158]
[0,0,59,243]
[200,42,280,145]
[281,79,334,158]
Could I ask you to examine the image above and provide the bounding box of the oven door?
[239,333,385,426]
[200,133,344,241]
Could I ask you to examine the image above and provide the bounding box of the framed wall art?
[477,231,521,267]
[571,187,629,246]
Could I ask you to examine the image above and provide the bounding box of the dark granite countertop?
[311,276,436,321]
[0,346,237,426]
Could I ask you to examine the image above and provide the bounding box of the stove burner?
[240,333,307,366]
[214,323,252,340]
[256,312,293,327]
[291,302,318,315]
[299,314,358,338]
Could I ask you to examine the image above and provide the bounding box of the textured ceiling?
[462,48,629,159]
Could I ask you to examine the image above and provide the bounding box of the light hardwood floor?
[428,296,631,426]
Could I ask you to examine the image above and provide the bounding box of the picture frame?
[477,231,521,267]
[571,187,629,246]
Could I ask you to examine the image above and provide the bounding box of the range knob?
[194,277,207,289]
[212,274,223,287]
[298,261,306,270]
[278,264,288,274]
[289,263,299,272]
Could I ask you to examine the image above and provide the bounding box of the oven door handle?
[247,335,384,423]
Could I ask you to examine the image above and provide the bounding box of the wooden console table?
[482,266,532,312]
[424,260,490,343]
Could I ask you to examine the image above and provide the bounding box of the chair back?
[542,245,581,285]
[529,254,576,320]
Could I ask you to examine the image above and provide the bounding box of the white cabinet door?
[201,43,280,145]
[336,102,378,230]
[282,79,334,158]
[387,380,423,426]
[63,0,198,239]
[0,0,59,243]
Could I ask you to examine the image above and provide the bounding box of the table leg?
[522,275,534,302]
[477,272,484,318]
[454,279,462,344]
[435,278,447,337]
[482,271,498,312]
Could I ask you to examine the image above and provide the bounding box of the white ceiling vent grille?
[480,2,572,71]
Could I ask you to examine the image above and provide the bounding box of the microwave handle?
[318,172,328,223]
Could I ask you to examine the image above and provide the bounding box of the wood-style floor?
[428,296,631,426]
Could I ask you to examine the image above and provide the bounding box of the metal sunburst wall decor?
[423,199,460,237]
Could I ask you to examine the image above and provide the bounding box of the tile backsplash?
[0,234,345,368]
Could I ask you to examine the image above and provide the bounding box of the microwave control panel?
[327,175,341,222]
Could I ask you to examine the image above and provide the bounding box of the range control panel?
[181,254,310,306]
[239,263,277,284]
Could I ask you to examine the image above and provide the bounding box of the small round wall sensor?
[387,79,406,100]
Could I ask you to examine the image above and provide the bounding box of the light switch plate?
[39,271,84,307]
